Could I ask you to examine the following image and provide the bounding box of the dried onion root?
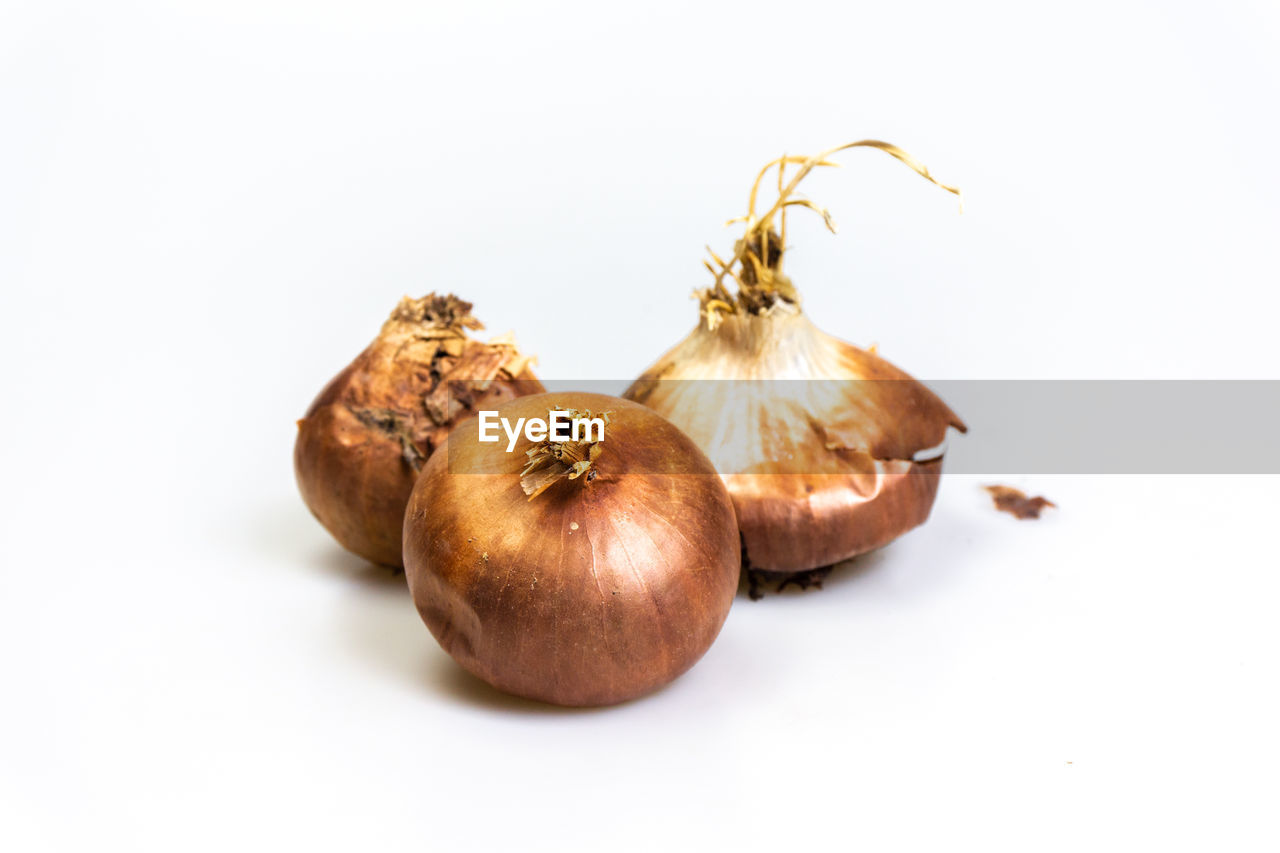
[295,293,543,567]
[624,141,966,581]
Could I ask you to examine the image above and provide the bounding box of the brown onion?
[624,141,966,579]
[403,392,740,706]
[295,293,542,567]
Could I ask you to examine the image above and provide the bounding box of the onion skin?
[295,295,542,567]
[403,392,740,706]
[624,307,964,573]
[726,461,942,571]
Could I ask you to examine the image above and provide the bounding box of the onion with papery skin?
[624,141,966,581]
[295,293,542,567]
[403,392,740,706]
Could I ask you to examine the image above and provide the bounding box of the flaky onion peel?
[295,293,543,567]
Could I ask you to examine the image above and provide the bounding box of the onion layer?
[295,294,542,567]
[403,392,740,706]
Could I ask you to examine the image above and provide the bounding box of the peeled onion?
[624,141,966,578]
[403,392,740,706]
[295,293,542,567]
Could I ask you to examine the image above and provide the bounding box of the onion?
[403,392,740,706]
[295,293,542,567]
[624,141,966,580]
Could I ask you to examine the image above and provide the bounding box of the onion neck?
[376,291,539,391]
[520,409,610,500]
[738,238,800,311]
[698,230,803,331]
[381,292,484,338]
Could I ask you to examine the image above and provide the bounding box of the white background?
[3,1,1279,850]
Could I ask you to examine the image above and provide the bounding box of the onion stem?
[703,140,962,323]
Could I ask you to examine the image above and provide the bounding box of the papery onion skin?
[403,392,740,707]
[625,306,964,573]
[295,294,542,567]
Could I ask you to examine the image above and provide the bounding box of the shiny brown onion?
[403,392,740,706]
[295,293,542,567]
[624,141,966,578]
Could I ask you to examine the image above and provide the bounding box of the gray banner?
[443,380,1280,474]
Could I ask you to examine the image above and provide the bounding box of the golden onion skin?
[403,392,740,706]
[624,306,964,573]
[295,295,542,567]
[725,462,942,571]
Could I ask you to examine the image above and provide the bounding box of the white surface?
[3,1,1279,850]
